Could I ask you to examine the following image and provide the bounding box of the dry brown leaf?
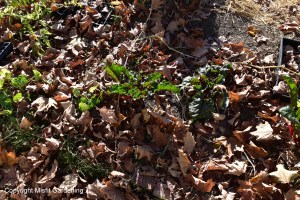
[99,106,118,124]
[45,137,60,150]
[135,145,153,161]
[183,132,196,154]
[177,149,191,176]
[19,117,33,129]
[59,174,78,192]
[31,97,58,115]
[151,126,168,148]
[86,179,125,200]
[285,189,298,200]
[250,122,280,141]
[258,112,279,122]
[37,160,58,184]
[188,174,215,193]
[0,151,19,166]
[269,164,299,184]
[250,171,268,184]
[225,160,247,176]
[245,143,268,159]
[247,25,258,37]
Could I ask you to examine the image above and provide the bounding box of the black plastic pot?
[0,42,13,61]
[278,38,300,66]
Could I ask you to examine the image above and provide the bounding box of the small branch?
[234,62,300,78]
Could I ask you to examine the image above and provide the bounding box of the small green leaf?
[282,76,298,108]
[79,102,89,112]
[11,74,29,89]
[72,88,81,97]
[156,81,180,93]
[189,94,215,120]
[105,64,128,82]
[13,93,23,102]
[0,79,4,90]
[33,69,41,81]
[0,110,12,115]
[279,106,299,124]
[89,85,98,93]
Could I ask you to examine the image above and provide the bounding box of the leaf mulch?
[0,0,300,199]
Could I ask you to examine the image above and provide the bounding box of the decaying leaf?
[59,174,78,192]
[135,145,153,161]
[99,106,118,124]
[188,174,215,193]
[0,150,19,166]
[250,122,280,141]
[183,132,196,154]
[269,164,299,184]
[19,117,33,129]
[177,149,191,176]
[37,160,58,184]
[86,179,125,199]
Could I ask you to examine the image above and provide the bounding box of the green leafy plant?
[0,0,52,55]
[106,64,180,99]
[278,76,300,143]
[186,64,231,121]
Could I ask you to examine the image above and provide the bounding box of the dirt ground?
[196,0,300,62]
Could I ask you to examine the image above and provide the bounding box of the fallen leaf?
[86,179,125,200]
[99,106,118,124]
[31,97,57,115]
[247,26,258,37]
[37,160,58,184]
[177,149,191,176]
[245,143,268,159]
[250,122,280,141]
[45,137,60,150]
[269,164,299,184]
[188,174,215,193]
[59,174,78,192]
[225,160,247,176]
[135,145,153,161]
[19,117,33,129]
[150,126,168,148]
[183,132,196,154]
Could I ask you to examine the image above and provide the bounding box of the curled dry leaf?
[59,174,78,192]
[86,179,125,200]
[187,174,215,193]
[177,149,191,176]
[99,106,118,124]
[45,137,61,150]
[135,145,153,161]
[19,117,33,129]
[31,97,57,115]
[183,132,196,154]
[250,122,280,141]
[36,160,58,184]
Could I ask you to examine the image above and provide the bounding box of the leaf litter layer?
[0,0,300,199]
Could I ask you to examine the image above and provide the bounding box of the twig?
[154,36,194,58]
[234,62,300,78]
[243,151,256,176]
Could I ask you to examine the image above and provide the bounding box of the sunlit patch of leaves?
[0,116,41,154]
